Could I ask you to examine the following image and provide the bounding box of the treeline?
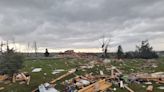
[117,40,159,59]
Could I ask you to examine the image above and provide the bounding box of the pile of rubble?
[0,72,31,91]
[1,59,164,92]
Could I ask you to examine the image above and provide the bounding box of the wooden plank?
[124,85,134,92]
[20,73,28,80]
[50,69,76,84]
[32,69,76,92]
[12,74,16,83]
[146,85,153,92]
[27,76,31,85]
[78,79,112,92]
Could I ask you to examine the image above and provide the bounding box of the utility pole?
[6,40,9,52]
[34,41,37,57]
[27,42,30,57]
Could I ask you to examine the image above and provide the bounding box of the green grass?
[0,58,87,92]
[0,57,164,92]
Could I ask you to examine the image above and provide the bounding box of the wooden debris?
[14,72,31,85]
[0,75,8,81]
[50,69,76,84]
[124,85,134,92]
[32,69,76,92]
[0,87,5,91]
[146,85,153,92]
[12,74,16,83]
[78,79,112,92]
[27,76,31,85]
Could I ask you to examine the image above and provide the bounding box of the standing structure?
[34,41,38,57]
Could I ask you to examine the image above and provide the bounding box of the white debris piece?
[103,59,111,63]
[52,71,60,75]
[100,70,104,75]
[120,81,124,88]
[39,83,59,92]
[55,69,65,72]
[151,72,164,77]
[113,88,117,91]
[32,68,42,72]
[158,86,164,90]
[80,65,94,69]
[79,79,90,85]
[68,69,76,73]
[52,69,65,75]
[144,82,152,85]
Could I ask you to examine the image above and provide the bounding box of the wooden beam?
[124,85,134,92]
[32,69,76,92]
[12,74,16,83]
[27,76,31,85]
[78,79,112,92]
[146,85,153,92]
[50,69,76,84]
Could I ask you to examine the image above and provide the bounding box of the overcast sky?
[0,0,164,52]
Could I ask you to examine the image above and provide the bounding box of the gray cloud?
[0,0,164,52]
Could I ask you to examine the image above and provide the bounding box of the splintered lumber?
[0,75,8,81]
[12,74,16,83]
[32,69,76,92]
[50,69,76,84]
[27,76,31,85]
[20,73,28,80]
[111,69,114,78]
[124,85,134,92]
[0,87,5,91]
[114,68,122,74]
[32,88,38,92]
[146,85,153,92]
[78,79,112,92]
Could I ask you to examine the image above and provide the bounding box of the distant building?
[64,50,75,54]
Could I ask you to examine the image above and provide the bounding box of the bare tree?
[99,35,111,59]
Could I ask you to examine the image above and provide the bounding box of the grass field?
[0,57,164,92]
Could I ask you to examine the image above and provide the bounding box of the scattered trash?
[50,69,76,84]
[44,73,47,76]
[30,60,164,92]
[142,85,146,88]
[113,88,117,91]
[4,80,11,84]
[0,87,5,91]
[52,69,65,75]
[13,72,31,85]
[39,83,59,92]
[124,85,134,92]
[157,86,164,90]
[146,85,153,92]
[78,79,112,92]
[19,81,26,85]
[152,64,158,68]
[32,68,42,72]
[76,79,90,86]
[0,75,8,81]
[80,65,94,69]
[100,70,104,75]
[68,69,76,73]
[103,59,111,63]
[144,82,152,85]
[52,71,60,75]
[120,81,124,88]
